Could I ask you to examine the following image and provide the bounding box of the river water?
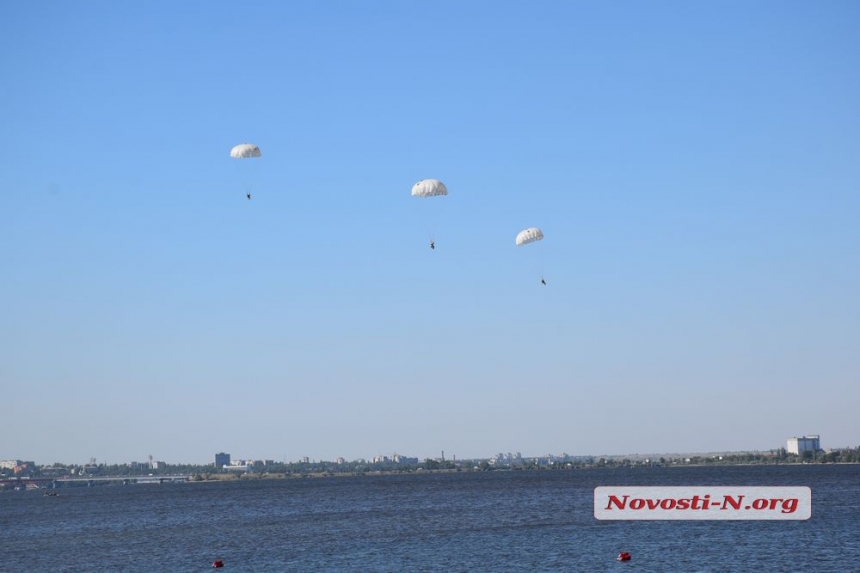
[2,465,858,572]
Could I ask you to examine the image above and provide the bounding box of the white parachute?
[412,179,448,249]
[411,179,448,198]
[516,227,547,284]
[515,227,544,247]
[230,143,262,199]
[230,143,261,159]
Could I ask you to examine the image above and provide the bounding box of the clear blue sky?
[2,1,858,465]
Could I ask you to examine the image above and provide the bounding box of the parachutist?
[541,278,546,285]
[412,180,446,253]
[246,193,252,200]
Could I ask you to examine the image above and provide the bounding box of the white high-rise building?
[787,435,820,455]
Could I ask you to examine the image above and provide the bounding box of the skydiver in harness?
[541,278,546,285]
[246,193,252,200]
[430,241,435,250]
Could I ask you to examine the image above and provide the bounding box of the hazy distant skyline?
[8,439,838,468]
[2,2,858,466]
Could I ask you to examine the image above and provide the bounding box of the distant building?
[215,452,231,469]
[0,460,22,470]
[13,462,34,475]
[787,435,820,455]
[371,454,419,465]
[225,461,251,471]
[489,452,524,467]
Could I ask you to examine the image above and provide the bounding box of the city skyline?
[3,2,858,465]
[5,433,846,468]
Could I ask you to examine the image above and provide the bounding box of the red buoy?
[212,559,224,568]
[617,552,632,562]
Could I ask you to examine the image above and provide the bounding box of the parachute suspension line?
[539,255,548,285]
[411,179,448,251]
[231,161,247,197]
[230,143,261,200]
[515,227,545,285]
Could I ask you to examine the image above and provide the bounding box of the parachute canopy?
[230,143,261,159]
[411,179,448,198]
[516,227,544,246]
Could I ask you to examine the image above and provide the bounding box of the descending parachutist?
[412,179,447,253]
[231,143,261,200]
[516,228,546,286]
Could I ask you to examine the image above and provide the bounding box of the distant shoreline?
[183,462,860,483]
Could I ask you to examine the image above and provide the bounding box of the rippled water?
[2,465,858,572]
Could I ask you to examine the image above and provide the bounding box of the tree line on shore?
[5,447,859,481]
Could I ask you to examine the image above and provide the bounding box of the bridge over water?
[57,475,191,484]
[1,475,192,488]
